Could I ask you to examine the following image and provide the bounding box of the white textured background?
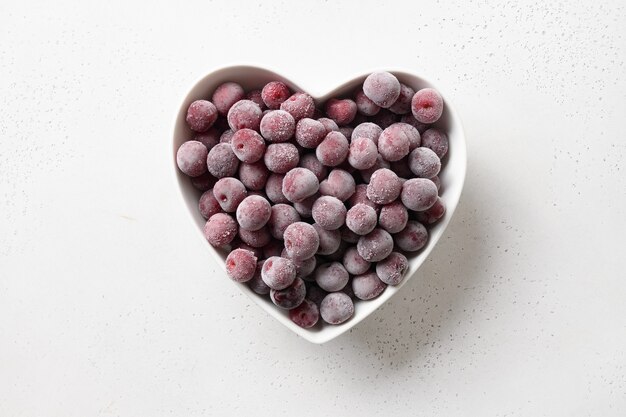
[1,1,625,416]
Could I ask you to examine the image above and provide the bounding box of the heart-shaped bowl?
[172,65,467,344]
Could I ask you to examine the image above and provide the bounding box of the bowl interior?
[173,65,467,343]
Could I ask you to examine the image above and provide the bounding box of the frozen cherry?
[388,83,415,114]
[236,195,271,231]
[415,197,446,224]
[366,168,402,205]
[198,189,221,219]
[271,277,306,309]
[320,292,354,324]
[231,128,265,163]
[379,201,408,233]
[315,262,349,292]
[411,88,444,124]
[299,153,328,181]
[348,184,379,212]
[207,143,239,178]
[260,110,295,143]
[343,246,371,275]
[248,260,271,295]
[280,92,315,121]
[265,173,288,203]
[246,89,266,110]
[293,193,318,218]
[325,240,348,262]
[238,161,269,191]
[363,71,401,108]
[220,129,235,143]
[395,220,428,252]
[352,271,386,300]
[227,99,263,131]
[357,228,394,262]
[283,222,319,261]
[338,127,353,140]
[264,143,299,174]
[283,249,317,280]
[325,98,357,126]
[312,223,341,255]
[212,82,245,116]
[194,128,220,150]
[190,172,217,191]
[354,89,380,116]
[177,141,208,177]
[261,256,296,290]
[431,175,441,191]
[421,128,449,158]
[400,113,430,133]
[238,226,271,248]
[376,252,408,285]
[378,124,411,161]
[348,137,378,170]
[370,109,398,129]
[289,299,319,328]
[282,167,320,203]
[268,203,301,240]
[186,100,218,132]
[225,248,257,282]
[346,203,378,236]
[360,154,390,183]
[213,177,247,212]
[408,147,441,178]
[204,213,237,247]
[316,131,349,167]
[295,118,327,148]
[352,122,383,145]
[235,242,263,259]
[261,81,291,109]
[317,117,339,133]
[400,178,438,211]
[318,169,355,202]
[312,196,346,230]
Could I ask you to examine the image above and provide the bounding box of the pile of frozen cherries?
[176,71,448,329]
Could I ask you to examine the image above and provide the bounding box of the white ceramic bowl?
[172,65,467,344]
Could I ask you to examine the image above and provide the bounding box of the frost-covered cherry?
[343,246,371,275]
[411,88,444,124]
[271,277,306,309]
[376,252,408,285]
[352,122,383,145]
[190,172,217,191]
[225,248,257,282]
[388,83,415,114]
[316,131,349,167]
[194,128,221,151]
[354,89,380,116]
[268,204,301,240]
[317,117,339,133]
[320,292,354,324]
[400,113,431,133]
[315,262,349,292]
[265,173,288,204]
[186,100,218,132]
[220,129,235,143]
[261,256,296,290]
[378,123,412,161]
[421,128,449,158]
[325,240,348,262]
[199,189,221,219]
[348,184,379,212]
[357,228,394,262]
[299,153,328,181]
[282,249,317,280]
[293,193,318,218]
[264,143,299,174]
[213,177,247,212]
[360,154,390,183]
[204,213,237,247]
[246,89,266,110]
[348,137,378,170]
[325,98,357,126]
[379,201,408,233]
[283,222,320,261]
[280,92,315,121]
[238,161,269,191]
[236,195,271,231]
[235,242,263,259]
[282,167,319,203]
[311,196,346,230]
[177,141,208,177]
[312,223,341,255]
[409,146,441,179]
[231,128,265,163]
[261,81,291,109]
[238,225,271,248]
[207,143,239,178]
[295,118,327,148]
[212,82,245,116]
[370,109,398,129]
[431,175,441,191]
[227,99,263,131]
[363,71,401,108]
[248,260,271,295]
[415,197,446,224]
[346,203,378,236]
[400,178,438,211]
[289,299,319,328]
[394,220,428,252]
[318,169,355,202]
[352,271,386,300]
[366,168,402,205]
[260,110,295,143]
[338,127,353,140]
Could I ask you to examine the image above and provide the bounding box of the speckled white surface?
[1,1,625,416]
